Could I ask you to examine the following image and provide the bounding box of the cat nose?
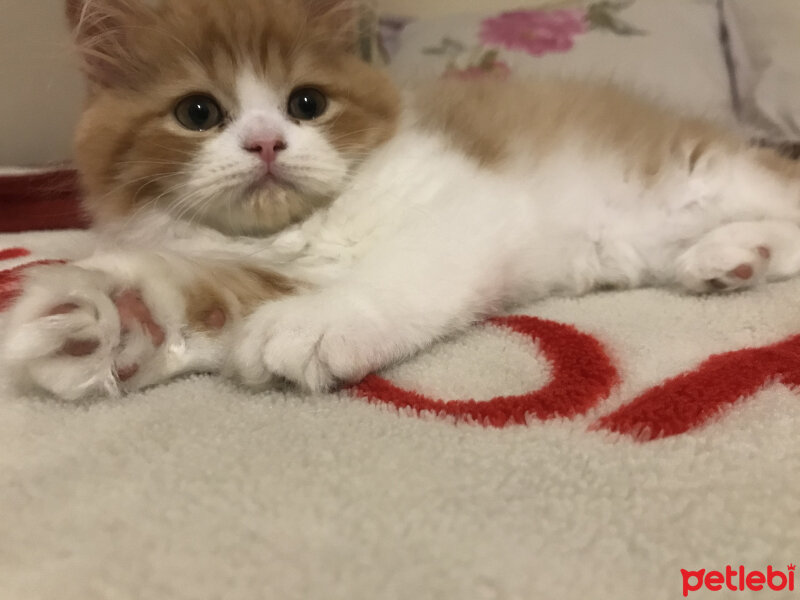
[244,137,287,164]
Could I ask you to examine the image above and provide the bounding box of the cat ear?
[304,0,364,51]
[65,0,155,88]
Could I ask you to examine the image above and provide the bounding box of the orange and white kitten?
[5,0,800,400]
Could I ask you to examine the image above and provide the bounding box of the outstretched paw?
[231,294,385,392]
[1,265,166,400]
[676,243,771,293]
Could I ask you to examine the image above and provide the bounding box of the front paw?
[676,243,771,293]
[232,294,383,392]
[1,265,166,400]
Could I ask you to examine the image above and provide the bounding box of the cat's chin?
[194,185,332,237]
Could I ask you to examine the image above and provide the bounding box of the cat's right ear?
[303,0,362,51]
[65,0,154,89]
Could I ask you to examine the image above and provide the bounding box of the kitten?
[4,0,800,400]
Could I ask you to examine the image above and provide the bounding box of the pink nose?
[244,137,287,164]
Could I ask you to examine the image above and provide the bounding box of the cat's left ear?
[304,0,364,51]
[65,0,156,89]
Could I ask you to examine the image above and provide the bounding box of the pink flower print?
[480,9,588,56]
[443,50,511,81]
[443,62,512,81]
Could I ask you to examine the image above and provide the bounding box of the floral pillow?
[380,0,738,125]
[479,3,641,59]
[723,0,800,144]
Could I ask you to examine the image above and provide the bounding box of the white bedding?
[2,229,799,600]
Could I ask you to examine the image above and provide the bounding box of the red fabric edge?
[0,170,90,233]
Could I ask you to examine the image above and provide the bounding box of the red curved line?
[0,260,63,312]
[0,265,27,313]
[0,248,30,262]
[353,316,619,428]
[593,333,800,441]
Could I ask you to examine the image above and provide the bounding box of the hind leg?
[675,220,800,293]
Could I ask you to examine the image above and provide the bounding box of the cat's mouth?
[254,164,291,187]
[246,167,299,196]
[259,172,286,186]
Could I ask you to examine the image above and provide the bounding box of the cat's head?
[67,0,400,234]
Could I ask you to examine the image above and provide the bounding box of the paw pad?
[116,364,140,382]
[114,290,165,347]
[729,263,754,280]
[61,338,101,357]
[205,307,227,330]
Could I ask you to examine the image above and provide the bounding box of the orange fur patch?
[184,262,296,333]
[413,79,744,183]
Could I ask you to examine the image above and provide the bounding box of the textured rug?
[1,228,799,600]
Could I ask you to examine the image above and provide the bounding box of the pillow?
[380,0,738,125]
[723,0,800,142]
[376,0,555,19]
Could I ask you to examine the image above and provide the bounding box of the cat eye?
[174,94,224,131]
[288,87,328,121]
